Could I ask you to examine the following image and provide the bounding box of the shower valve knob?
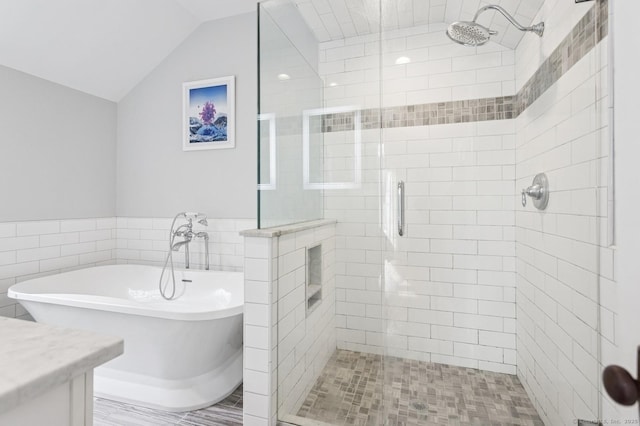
[525,184,543,199]
[521,186,543,207]
[521,173,549,210]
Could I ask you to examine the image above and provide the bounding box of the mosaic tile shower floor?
[295,350,543,426]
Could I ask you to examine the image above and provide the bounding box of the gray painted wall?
[0,64,117,222]
[116,13,258,219]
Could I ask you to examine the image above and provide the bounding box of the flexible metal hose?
[158,213,183,300]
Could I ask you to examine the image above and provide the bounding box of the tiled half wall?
[241,220,336,425]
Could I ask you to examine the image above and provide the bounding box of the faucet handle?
[521,173,549,210]
[525,184,543,200]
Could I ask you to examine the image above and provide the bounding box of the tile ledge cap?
[240,219,337,238]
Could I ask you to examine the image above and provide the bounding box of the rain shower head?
[446,21,496,46]
[446,4,544,47]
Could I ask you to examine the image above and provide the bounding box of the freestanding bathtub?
[8,264,243,412]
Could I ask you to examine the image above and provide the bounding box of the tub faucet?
[172,221,192,268]
[171,216,209,270]
[171,238,192,251]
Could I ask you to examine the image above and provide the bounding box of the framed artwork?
[183,76,235,151]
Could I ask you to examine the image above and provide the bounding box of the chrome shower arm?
[473,4,544,36]
[473,5,526,31]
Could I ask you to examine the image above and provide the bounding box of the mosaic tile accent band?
[516,0,607,115]
[321,0,608,133]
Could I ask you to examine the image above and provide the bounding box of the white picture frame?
[183,76,235,151]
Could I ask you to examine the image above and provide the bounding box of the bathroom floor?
[295,350,543,426]
[93,384,243,426]
[93,351,542,426]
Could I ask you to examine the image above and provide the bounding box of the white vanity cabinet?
[0,317,123,426]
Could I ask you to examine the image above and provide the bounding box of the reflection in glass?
[258,113,277,191]
[303,106,361,190]
[258,2,324,228]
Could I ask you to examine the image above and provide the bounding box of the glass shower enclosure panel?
[258,1,324,229]
[260,0,385,423]
[258,0,608,424]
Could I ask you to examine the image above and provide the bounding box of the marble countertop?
[0,317,123,414]
[240,218,337,238]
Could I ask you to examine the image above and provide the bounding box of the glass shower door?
[380,0,607,424]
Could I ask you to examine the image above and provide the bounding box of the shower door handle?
[398,181,405,237]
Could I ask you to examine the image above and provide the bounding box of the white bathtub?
[8,264,243,412]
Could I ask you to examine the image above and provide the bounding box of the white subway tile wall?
[322,23,518,374]
[0,217,255,320]
[243,237,275,426]
[321,23,514,111]
[514,3,611,425]
[277,224,336,417]
[0,218,117,319]
[115,217,255,272]
[515,0,596,94]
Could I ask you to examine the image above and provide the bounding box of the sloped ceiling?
[0,0,543,101]
[0,0,257,101]
[293,0,544,49]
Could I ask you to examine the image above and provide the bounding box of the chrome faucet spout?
[173,224,190,235]
[171,239,190,251]
[172,219,194,267]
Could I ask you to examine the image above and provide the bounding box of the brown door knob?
[603,345,640,420]
[603,365,640,406]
